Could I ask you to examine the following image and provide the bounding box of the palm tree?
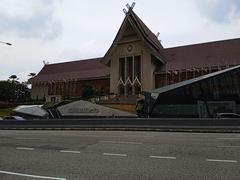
[9,75,18,81]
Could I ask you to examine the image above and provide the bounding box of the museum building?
[30,6,240,102]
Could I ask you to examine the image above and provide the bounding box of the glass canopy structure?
[144,65,240,118]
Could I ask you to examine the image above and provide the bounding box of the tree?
[0,80,30,102]
[0,81,15,102]
[81,85,97,99]
[9,75,18,81]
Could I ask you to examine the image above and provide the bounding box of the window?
[126,56,133,81]
[51,96,56,102]
[118,55,141,95]
[119,58,125,80]
[119,55,141,81]
[134,55,141,81]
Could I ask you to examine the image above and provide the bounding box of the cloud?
[195,0,240,23]
[1,0,240,83]
[0,0,62,40]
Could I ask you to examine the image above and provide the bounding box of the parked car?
[3,116,25,120]
[216,113,240,119]
[0,117,3,120]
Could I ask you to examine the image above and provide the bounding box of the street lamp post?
[0,41,12,46]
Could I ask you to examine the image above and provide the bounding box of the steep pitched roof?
[30,58,110,83]
[159,38,240,71]
[131,10,163,51]
[102,8,165,65]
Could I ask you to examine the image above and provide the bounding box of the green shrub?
[81,85,97,99]
[0,108,13,117]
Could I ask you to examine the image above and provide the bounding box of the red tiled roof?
[31,58,110,83]
[161,38,240,71]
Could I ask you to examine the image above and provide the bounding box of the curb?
[0,127,240,133]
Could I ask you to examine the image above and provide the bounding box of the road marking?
[150,156,176,160]
[100,140,142,145]
[124,135,154,138]
[16,137,46,140]
[217,145,240,148]
[206,159,238,163]
[103,153,127,157]
[77,135,119,138]
[217,138,240,140]
[0,170,66,180]
[16,147,34,151]
[60,150,81,154]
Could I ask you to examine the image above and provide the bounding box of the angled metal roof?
[151,65,240,95]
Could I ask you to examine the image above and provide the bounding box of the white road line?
[16,147,34,151]
[100,140,142,145]
[124,135,154,138]
[0,170,66,180]
[217,145,240,148]
[217,138,240,140]
[206,159,238,163]
[60,150,81,154]
[77,135,120,138]
[150,156,176,160]
[16,137,45,140]
[103,153,127,157]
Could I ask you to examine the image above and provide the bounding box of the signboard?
[57,100,136,117]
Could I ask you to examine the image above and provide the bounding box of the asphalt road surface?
[0,130,239,180]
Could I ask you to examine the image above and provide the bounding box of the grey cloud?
[195,0,240,23]
[0,0,62,40]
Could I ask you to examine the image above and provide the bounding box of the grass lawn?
[0,108,13,117]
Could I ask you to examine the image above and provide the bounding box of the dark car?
[216,113,240,119]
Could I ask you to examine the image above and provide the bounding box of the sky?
[0,0,240,82]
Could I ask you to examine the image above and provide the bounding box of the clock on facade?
[127,45,133,52]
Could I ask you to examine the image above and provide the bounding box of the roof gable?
[101,8,165,65]
[118,20,139,43]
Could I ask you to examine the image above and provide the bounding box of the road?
[0,130,239,180]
